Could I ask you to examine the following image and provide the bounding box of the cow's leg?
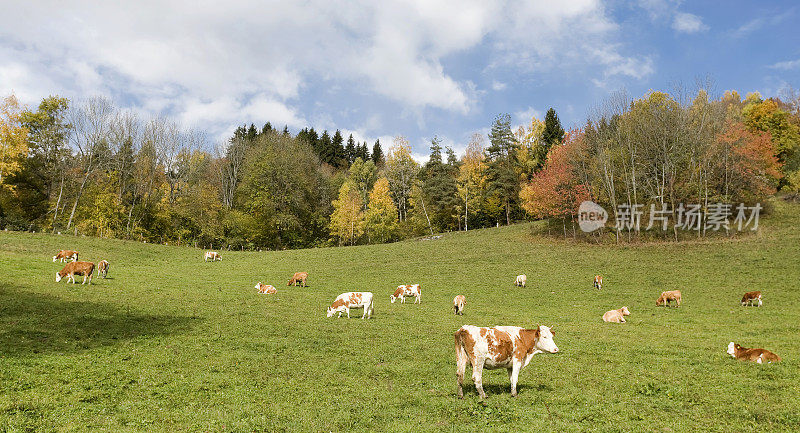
[455,346,467,399]
[346,307,350,319]
[758,298,763,307]
[82,274,87,284]
[471,357,486,400]
[509,362,521,397]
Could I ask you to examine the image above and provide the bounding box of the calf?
[727,342,781,363]
[593,275,603,290]
[453,295,466,315]
[514,275,527,288]
[602,306,630,323]
[204,251,221,262]
[390,284,421,304]
[455,325,559,400]
[656,290,682,307]
[53,250,79,262]
[741,291,762,307]
[56,261,95,285]
[97,260,110,278]
[255,282,277,294]
[288,272,308,287]
[327,292,374,319]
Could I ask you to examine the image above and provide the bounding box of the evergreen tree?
[422,137,459,231]
[485,114,519,225]
[345,134,356,164]
[372,139,384,166]
[246,123,258,141]
[261,122,273,135]
[319,130,333,165]
[332,130,345,167]
[282,125,290,137]
[541,107,565,163]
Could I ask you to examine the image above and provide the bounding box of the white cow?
[327,292,374,319]
[390,284,422,304]
[515,275,527,288]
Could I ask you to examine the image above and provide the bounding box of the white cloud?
[769,59,800,71]
[515,107,542,124]
[491,80,507,91]
[672,12,708,33]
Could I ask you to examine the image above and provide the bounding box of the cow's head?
[535,325,559,353]
[655,296,663,306]
[55,272,62,282]
[727,342,737,357]
[326,307,335,318]
[52,255,58,262]
[621,306,630,316]
[390,295,397,303]
[287,279,294,286]
[255,282,262,291]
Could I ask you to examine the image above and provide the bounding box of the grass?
[1,200,800,432]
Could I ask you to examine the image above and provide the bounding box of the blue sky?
[1,1,798,160]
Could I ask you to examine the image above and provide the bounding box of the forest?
[1,86,799,248]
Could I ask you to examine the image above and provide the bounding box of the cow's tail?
[454,328,468,398]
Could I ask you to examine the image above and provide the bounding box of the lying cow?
[514,275,527,288]
[455,325,559,399]
[390,284,421,304]
[327,292,374,319]
[727,342,781,363]
[255,282,277,294]
[204,251,221,262]
[288,272,308,287]
[593,275,603,290]
[602,306,630,323]
[56,261,95,285]
[97,260,110,278]
[741,291,762,307]
[453,295,466,315]
[53,250,79,262]
[656,290,682,307]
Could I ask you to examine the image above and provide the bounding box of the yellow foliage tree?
[330,180,364,245]
[0,95,29,190]
[457,133,487,231]
[365,177,398,243]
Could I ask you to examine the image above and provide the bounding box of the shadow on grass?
[0,285,199,356]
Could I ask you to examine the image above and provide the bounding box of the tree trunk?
[51,177,64,233]
[67,169,92,229]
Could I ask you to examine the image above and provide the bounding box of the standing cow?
[514,275,527,288]
[741,291,762,307]
[288,272,308,287]
[455,325,559,400]
[593,275,603,290]
[390,284,422,304]
[53,250,79,263]
[327,292,374,319]
[56,261,95,285]
[97,260,110,278]
[204,251,221,262]
[656,290,682,307]
[453,295,466,315]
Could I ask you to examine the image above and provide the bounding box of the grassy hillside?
[2,200,800,432]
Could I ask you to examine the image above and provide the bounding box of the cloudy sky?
[1,1,798,159]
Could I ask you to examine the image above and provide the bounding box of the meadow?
[1,200,800,432]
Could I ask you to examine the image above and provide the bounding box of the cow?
[455,325,559,400]
[255,282,277,294]
[727,342,781,363]
[288,272,308,287]
[514,275,527,288]
[453,295,466,315]
[656,290,682,307]
[327,292,374,319]
[52,250,79,263]
[204,251,221,262]
[56,261,95,285]
[97,260,110,278]
[741,291,762,307]
[602,306,630,323]
[593,275,603,290]
[390,284,421,304]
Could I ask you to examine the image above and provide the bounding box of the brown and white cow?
[204,251,221,262]
[390,284,421,304]
[727,342,781,363]
[288,272,308,287]
[602,306,630,323]
[741,291,762,307]
[97,260,110,278]
[327,292,374,319]
[453,295,466,315]
[56,261,95,284]
[255,282,277,294]
[454,325,559,400]
[656,290,682,307]
[53,250,79,263]
[514,275,527,288]
[593,275,603,290]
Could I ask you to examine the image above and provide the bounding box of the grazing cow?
[287,272,308,287]
[656,290,682,307]
[515,275,527,288]
[255,282,277,294]
[56,261,95,285]
[602,306,630,323]
[741,291,762,307]
[727,342,781,363]
[593,275,603,290]
[327,292,374,319]
[455,325,559,400]
[453,295,466,315]
[53,250,79,263]
[390,284,422,304]
[97,260,110,278]
[204,251,221,262]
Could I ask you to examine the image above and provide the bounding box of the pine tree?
[372,139,384,166]
[246,124,258,141]
[261,122,273,135]
[422,137,459,231]
[319,130,333,165]
[485,114,519,225]
[541,107,565,162]
[332,130,345,167]
[345,134,356,164]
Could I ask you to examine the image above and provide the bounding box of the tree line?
[1,86,798,248]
